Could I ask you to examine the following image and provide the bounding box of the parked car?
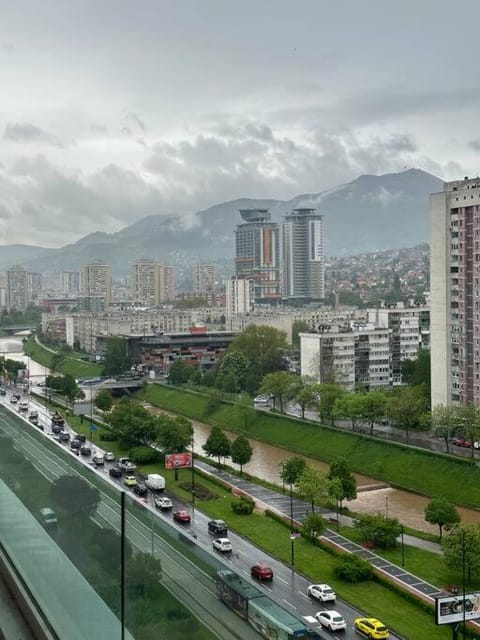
[307,584,336,602]
[254,394,273,405]
[250,563,273,581]
[104,452,115,462]
[354,617,389,639]
[173,510,191,524]
[452,437,472,448]
[124,475,138,487]
[109,465,123,478]
[80,445,92,457]
[155,496,173,510]
[92,453,104,465]
[212,538,233,553]
[133,483,148,497]
[208,519,228,535]
[59,431,70,442]
[315,610,346,631]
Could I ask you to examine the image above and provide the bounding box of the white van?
[40,507,58,527]
[144,473,165,491]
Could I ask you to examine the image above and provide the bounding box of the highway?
[0,385,403,640]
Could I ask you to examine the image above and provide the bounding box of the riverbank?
[24,335,103,378]
[137,384,480,511]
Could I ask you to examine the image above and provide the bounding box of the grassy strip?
[138,385,480,510]
[25,335,103,378]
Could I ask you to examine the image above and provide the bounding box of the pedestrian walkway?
[195,459,450,609]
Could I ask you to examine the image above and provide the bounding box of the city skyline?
[1,1,480,247]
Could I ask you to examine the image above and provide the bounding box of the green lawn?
[25,336,103,378]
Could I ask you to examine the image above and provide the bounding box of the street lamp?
[401,525,405,567]
[290,533,296,580]
[191,428,196,519]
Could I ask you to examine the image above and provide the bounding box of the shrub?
[334,554,373,583]
[99,431,117,442]
[129,446,162,465]
[231,496,255,515]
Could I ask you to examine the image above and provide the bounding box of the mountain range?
[3,168,443,277]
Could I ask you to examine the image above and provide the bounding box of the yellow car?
[354,617,389,639]
[123,475,138,487]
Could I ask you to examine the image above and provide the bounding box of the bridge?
[1,325,36,335]
[78,378,146,392]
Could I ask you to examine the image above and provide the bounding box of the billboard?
[165,452,192,469]
[436,593,480,624]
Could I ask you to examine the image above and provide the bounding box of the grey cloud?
[127,113,146,132]
[469,140,480,152]
[4,123,65,148]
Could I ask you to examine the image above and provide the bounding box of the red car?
[452,438,472,448]
[251,563,273,581]
[173,510,191,524]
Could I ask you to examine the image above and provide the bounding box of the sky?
[1,0,480,247]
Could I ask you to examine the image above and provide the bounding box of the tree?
[425,498,460,540]
[230,435,253,474]
[402,348,431,388]
[296,465,330,513]
[292,320,311,350]
[0,357,25,383]
[280,457,307,486]
[215,351,250,393]
[202,425,230,465]
[361,390,388,435]
[431,404,459,454]
[50,352,66,373]
[387,386,428,443]
[355,513,401,549]
[302,513,326,540]
[236,394,256,429]
[228,325,288,378]
[156,415,192,453]
[51,475,100,521]
[291,377,319,419]
[259,371,296,413]
[318,384,345,425]
[168,360,194,385]
[328,457,357,506]
[103,337,132,376]
[334,393,365,431]
[456,404,480,459]
[109,399,157,448]
[443,525,480,584]
[126,552,162,599]
[95,390,113,412]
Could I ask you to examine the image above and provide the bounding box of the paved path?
[195,459,453,610]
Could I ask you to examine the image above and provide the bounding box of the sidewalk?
[195,459,448,608]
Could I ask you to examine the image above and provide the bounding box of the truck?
[118,457,136,472]
[215,570,314,639]
[51,412,65,428]
[144,473,165,491]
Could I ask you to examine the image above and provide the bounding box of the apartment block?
[430,176,480,407]
[194,264,216,293]
[6,265,29,312]
[225,276,254,321]
[82,262,112,307]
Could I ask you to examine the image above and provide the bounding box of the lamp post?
[191,428,195,519]
[462,529,466,640]
[290,533,296,581]
[385,495,389,519]
[401,525,405,567]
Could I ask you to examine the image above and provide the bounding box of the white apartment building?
[82,263,112,307]
[194,265,216,293]
[7,265,29,312]
[225,277,254,322]
[300,323,391,391]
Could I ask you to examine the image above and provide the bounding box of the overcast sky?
[1,0,479,246]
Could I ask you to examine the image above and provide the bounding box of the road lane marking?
[299,591,310,600]
[282,599,296,609]
[237,549,248,557]
[277,576,288,584]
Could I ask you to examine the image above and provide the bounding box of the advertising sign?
[436,593,480,624]
[165,452,192,469]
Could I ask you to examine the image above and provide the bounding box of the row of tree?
[431,403,480,455]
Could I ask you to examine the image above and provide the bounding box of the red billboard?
[165,452,192,469]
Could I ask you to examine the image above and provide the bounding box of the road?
[0,384,403,640]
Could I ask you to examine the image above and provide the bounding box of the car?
[59,431,70,442]
[155,496,173,510]
[354,617,389,639]
[51,412,65,427]
[315,610,346,631]
[13,393,21,400]
[212,537,233,553]
[9,396,17,404]
[40,507,58,527]
[70,439,81,450]
[109,465,123,478]
[18,401,28,411]
[254,394,273,405]
[35,422,44,431]
[208,519,228,535]
[92,453,104,465]
[104,452,115,462]
[133,483,148,497]
[307,584,336,602]
[118,457,136,472]
[29,411,39,424]
[0,388,5,395]
[72,433,86,443]
[250,563,273,581]
[80,445,92,457]
[173,510,191,524]
[124,475,138,487]
[52,423,63,434]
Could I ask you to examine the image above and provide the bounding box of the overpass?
[79,378,146,392]
[1,325,36,335]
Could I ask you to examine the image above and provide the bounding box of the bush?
[231,495,255,515]
[99,431,117,442]
[129,446,162,465]
[334,554,373,583]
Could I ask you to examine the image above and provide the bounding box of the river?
[5,334,480,534]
